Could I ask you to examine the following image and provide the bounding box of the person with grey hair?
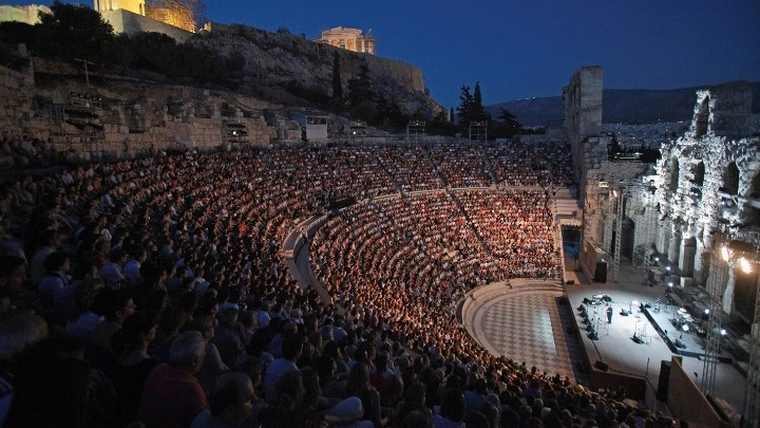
[139,331,209,428]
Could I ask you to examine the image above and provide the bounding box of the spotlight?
[721,245,731,262]
[704,308,710,315]
[720,329,727,336]
[739,257,752,274]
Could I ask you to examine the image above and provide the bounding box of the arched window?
[743,172,760,229]
[693,161,705,187]
[695,96,710,138]
[669,158,680,192]
[722,162,739,195]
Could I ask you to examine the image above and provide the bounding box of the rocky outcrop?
[189,24,443,117]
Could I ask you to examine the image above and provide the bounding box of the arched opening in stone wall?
[722,162,740,195]
[695,96,710,138]
[669,158,680,193]
[734,266,758,325]
[742,171,760,229]
[693,161,705,187]
[680,237,697,277]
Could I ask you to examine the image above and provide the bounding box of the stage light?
[720,329,727,336]
[665,266,671,272]
[682,324,689,332]
[654,257,660,262]
[721,245,731,262]
[739,257,752,273]
[704,308,710,315]
[668,281,674,288]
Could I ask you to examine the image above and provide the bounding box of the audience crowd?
[0,140,676,428]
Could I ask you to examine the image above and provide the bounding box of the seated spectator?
[263,333,303,403]
[433,388,466,428]
[0,256,27,319]
[92,288,137,351]
[111,313,160,425]
[191,372,257,428]
[139,331,209,428]
[37,251,73,322]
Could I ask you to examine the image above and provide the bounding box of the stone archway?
[679,237,697,278]
[722,162,739,195]
[734,266,758,325]
[742,171,760,228]
[693,161,705,187]
[669,158,680,193]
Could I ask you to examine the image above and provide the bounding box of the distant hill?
[486,82,760,127]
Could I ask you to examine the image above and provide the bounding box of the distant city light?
[720,329,727,336]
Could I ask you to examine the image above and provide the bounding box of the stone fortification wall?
[101,9,193,43]
[0,58,276,161]
[189,24,441,116]
[0,4,51,25]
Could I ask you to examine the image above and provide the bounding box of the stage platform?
[565,264,747,412]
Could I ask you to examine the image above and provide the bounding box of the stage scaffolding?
[706,232,760,428]
[406,120,426,143]
[468,121,488,141]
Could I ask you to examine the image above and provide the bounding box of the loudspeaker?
[594,261,608,283]
[656,361,671,401]
[594,360,609,371]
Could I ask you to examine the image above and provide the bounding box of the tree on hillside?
[348,60,375,120]
[449,107,455,123]
[471,81,488,122]
[457,85,474,127]
[492,107,522,138]
[348,60,373,108]
[429,110,457,136]
[331,51,343,105]
[35,2,113,60]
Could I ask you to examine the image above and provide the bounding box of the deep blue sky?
[8,0,760,107]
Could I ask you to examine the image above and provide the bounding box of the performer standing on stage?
[607,305,613,324]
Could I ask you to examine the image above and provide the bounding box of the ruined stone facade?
[628,82,760,321]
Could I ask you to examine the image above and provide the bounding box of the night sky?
[7,0,760,107]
